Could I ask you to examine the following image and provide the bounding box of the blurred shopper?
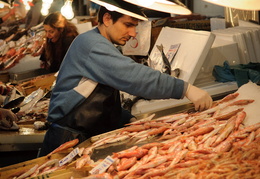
[39,12,79,73]
[24,0,44,30]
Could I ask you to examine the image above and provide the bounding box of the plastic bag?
[213,61,260,87]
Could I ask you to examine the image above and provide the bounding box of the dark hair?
[43,12,78,72]
[98,6,124,24]
[43,11,78,37]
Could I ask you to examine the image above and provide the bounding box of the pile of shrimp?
[77,92,260,178]
[11,92,260,179]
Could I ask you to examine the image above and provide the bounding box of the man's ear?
[103,12,112,27]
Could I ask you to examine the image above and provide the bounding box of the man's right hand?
[185,84,213,111]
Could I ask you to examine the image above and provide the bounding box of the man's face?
[106,15,139,46]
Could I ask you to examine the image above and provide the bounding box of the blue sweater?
[47,27,187,122]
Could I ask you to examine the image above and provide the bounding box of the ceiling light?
[123,0,192,15]
[61,0,74,20]
[90,0,148,21]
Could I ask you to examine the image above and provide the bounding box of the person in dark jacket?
[39,11,79,73]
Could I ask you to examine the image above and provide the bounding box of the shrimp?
[117,157,137,171]
[114,148,148,159]
[47,138,79,156]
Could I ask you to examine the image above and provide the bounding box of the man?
[39,5,212,156]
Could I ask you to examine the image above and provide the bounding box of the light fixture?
[123,0,192,15]
[61,0,74,20]
[41,0,53,16]
[22,0,32,11]
[0,1,10,8]
[90,0,148,21]
[136,0,156,7]
[203,0,260,11]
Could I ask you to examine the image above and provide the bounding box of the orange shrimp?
[235,111,246,130]
[229,99,254,106]
[75,154,93,169]
[148,126,169,136]
[211,117,236,147]
[47,138,79,156]
[214,108,244,120]
[123,125,148,132]
[117,157,137,171]
[188,126,214,137]
[114,148,148,159]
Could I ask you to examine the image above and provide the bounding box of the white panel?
[75,22,93,34]
[226,27,256,63]
[212,29,249,64]
[149,27,215,84]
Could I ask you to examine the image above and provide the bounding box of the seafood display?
[0,30,45,71]
[8,82,260,179]
[78,93,259,178]
[1,74,56,126]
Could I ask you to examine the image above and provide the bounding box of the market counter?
[0,124,45,152]
[0,82,259,178]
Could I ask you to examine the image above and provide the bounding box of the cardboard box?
[16,73,56,96]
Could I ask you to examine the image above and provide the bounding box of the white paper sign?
[122,21,151,56]
[89,156,114,175]
[59,147,79,166]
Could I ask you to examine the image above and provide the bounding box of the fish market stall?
[0,74,55,167]
[1,18,260,175]
[0,28,45,82]
[0,82,259,178]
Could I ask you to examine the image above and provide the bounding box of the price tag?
[59,147,79,166]
[89,156,114,175]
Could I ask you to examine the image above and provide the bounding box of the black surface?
[0,150,39,168]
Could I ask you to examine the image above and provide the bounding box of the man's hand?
[185,84,213,111]
[0,108,18,130]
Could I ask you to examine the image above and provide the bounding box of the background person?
[39,5,212,156]
[39,11,79,73]
[24,0,44,30]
